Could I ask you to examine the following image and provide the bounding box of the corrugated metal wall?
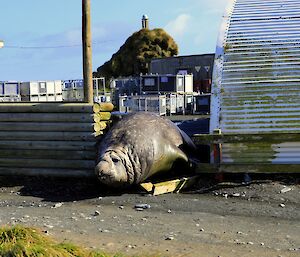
[210,0,300,168]
[210,0,300,134]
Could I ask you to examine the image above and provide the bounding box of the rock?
[99,229,110,233]
[44,224,54,229]
[280,187,292,193]
[279,203,285,208]
[126,244,136,249]
[165,235,174,240]
[52,202,63,208]
[119,205,124,210]
[167,209,172,213]
[134,204,151,210]
[94,210,101,216]
[199,228,204,232]
[232,193,240,197]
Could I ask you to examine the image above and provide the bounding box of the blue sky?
[0,0,229,81]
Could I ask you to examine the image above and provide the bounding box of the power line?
[4,40,115,49]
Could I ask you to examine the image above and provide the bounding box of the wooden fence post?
[212,129,223,181]
[82,0,93,103]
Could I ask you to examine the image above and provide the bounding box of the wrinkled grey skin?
[95,112,196,187]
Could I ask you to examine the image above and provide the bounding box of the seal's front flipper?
[148,142,189,178]
[178,129,201,165]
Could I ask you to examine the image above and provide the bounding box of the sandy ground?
[0,174,299,257]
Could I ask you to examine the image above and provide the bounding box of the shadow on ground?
[0,173,299,202]
[0,175,143,202]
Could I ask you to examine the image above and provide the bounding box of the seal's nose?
[95,161,113,183]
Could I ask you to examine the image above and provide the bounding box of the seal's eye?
[112,157,119,163]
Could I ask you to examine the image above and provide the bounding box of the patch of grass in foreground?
[0,225,117,257]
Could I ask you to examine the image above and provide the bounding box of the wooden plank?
[140,176,200,196]
[0,103,93,113]
[93,102,114,113]
[0,131,95,141]
[0,141,95,151]
[219,164,300,173]
[0,113,94,122]
[140,182,154,193]
[0,149,95,160]
[195,163,300,173]
[192,132,300,145]
[0,122,94,132]
[0,158,94,169]
[152,179,184,196]
[0,167,94,177]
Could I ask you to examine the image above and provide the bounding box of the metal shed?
[207,0,300,171]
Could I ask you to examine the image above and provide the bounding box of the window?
[160,76,168,83]
[144,78,155,86]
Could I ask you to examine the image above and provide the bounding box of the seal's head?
[95,148,131,187]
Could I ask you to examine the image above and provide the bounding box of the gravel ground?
[0,174,299,257]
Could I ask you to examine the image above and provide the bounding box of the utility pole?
[82,0,93,103]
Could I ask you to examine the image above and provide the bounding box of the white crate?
[21,80,62,96]
[3,82,19,95]
[46,81,55,94]
[47,94,63,102]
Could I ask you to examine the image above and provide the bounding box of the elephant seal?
[95,112,197,187]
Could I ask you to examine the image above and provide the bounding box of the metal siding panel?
[222,142,300,164]
[210,0,300,134]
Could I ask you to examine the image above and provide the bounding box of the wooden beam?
[93,121,109,132]
[93,112,112,122]
[0,131,95,141]
[0,149,95,160]
[0,122,94,132]
[0,167,94,177]
[82,0,93,103]
[219,164,300,173]
[192,132,300,144]
[0,158,94,169]
[0,140,95,151]
[0,113,94,122]
[93,102,114,113]
[195,163,300,173]
[0,103,94,113]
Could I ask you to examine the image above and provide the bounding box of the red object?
[201,79,211,93]
[193,80,201,92]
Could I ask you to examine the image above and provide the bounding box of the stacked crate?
[62,80,84,102]
[0,82,21,102]
[20,81,63,102]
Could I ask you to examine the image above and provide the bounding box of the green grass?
[0,225,118,257]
